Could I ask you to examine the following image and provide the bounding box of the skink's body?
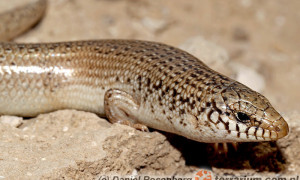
[0,0,288,143]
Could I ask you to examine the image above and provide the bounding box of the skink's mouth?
[235,117,289,141]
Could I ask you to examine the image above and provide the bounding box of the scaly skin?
[0,0,288,143]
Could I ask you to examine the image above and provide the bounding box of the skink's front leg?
[104,89,149,132]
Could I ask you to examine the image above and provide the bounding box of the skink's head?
[217,82,289,142]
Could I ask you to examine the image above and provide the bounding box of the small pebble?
[0,115,23,127]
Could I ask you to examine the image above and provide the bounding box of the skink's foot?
[104,88,149,131]
[212,142,238,156]
[113,119,149,132]
[133,123,149,132]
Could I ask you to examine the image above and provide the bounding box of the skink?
[0,0,289,143]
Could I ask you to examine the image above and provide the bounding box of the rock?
[0,110,189,179]
[0,115,23,128]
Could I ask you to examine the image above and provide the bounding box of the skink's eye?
[236,112,250,122]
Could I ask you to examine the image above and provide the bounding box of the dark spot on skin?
[183,98,189,103]
[167,116,173,124]
[215,86,222,90]
[254,127,259,140]
[179,119,184,124]
[207,110,214,123]
[216,108,222,115]
[191,74,197,78]
[146,78,151,86]
[165,86,169,92]
[137,76,141,82]
[179,96,184,102]
[150,104,154,109]
[195,95,201,101]
[153,80,162,90]
[195,70,203,75]
[180,109,185,115]
[225,122,230,132]
[236,124,239,132]
[190,100,196,109]
[107,92,112,99]
[172,89,177,97]
[205,82,212,86]
[191,83,197,88]
[199,107,206,113]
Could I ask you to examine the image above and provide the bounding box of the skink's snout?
[272,117,289,139]
[261,116,289,140]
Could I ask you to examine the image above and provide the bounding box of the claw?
[231,142,238,151]
[212,142,238,155]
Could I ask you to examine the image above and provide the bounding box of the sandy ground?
[0,0,299,179]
